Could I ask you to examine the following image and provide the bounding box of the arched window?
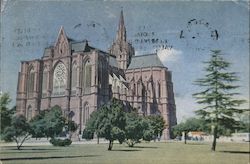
[42,67,48,97]
[98,59,103,89]
[53,62,67,96]
[133,83,136,95]
[83,59,91,94]
[158,82,161,98]
[71,62,77,94]
[137,82,142,96]
[83,103,90,125]
[27,105,32,120]
[27,66,35,98]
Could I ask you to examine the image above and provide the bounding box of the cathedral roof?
[71,40,91,52]
[127,53,165,69]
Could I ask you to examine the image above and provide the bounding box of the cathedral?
[16,10,177,139]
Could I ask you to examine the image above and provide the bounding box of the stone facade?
[16,10,177,139]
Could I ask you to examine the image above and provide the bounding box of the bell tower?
[109,10,135,70]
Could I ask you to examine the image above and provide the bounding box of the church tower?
[109,10,135,70]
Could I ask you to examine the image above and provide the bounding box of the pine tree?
[193,50,246,151]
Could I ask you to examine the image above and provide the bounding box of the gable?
[54,26,70,57]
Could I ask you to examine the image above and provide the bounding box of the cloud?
[175,95,197,123]
[157,48,182,63]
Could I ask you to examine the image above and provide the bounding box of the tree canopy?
[29,105,66,139]
[83,98,167,150]
[172,117,207,144]
[0,93,15,135]
[193,50,246,151]
[2,115,31,150]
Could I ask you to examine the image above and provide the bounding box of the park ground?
[0,141,249,164]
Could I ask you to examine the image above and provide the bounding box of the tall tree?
[29,105,66,139]
[99,99,126,150]
[193,50,246,151]
[83,98,126,150]
[125,112,146,147]
[146,115,166,140]
[82,110,100,143]
[2,115,31,150]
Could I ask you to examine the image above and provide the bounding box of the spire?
[109,9,135,70]
[119,9,124,29]
[116,9,126,42]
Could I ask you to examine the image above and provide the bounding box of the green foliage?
[236,111,250,133]
[66,120,78,133]
[83,98,126,150]
[29,111,46,138]
[172,117,207,143]
[125,112,145,147]
[146,115,166,138]
[98,99,126,150]
[143,129,155,141]
[0,93,15,134]
[84,99,167,149]
[29,105,65,139]
[44,106,65,138]
[193,50,246,151]
[82,128,94,140]
[49,138,72,146]
[65,120,78,139]
[111,127,125,144]
[124,113,166,146]
[2,115,31,150]
[172,117,206,136]
[83,110,100,136]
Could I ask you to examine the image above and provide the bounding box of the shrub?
[49,138,72,146]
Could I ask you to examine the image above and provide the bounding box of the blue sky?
[1,0,249,122]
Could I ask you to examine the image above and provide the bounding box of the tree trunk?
[127,139,135,147]
[211,126,217,151]
[15,140,21,150]
[15,134,30,150]
[97,135,99,144]
[108,140,113,151]
[17,145,21,150]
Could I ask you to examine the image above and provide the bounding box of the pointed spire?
[116,9,126,42]
[119,9,124,29]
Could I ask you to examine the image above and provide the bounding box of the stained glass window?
[98,60,103,89]
[83,103,89,124]
[27,67,35,98]
[42,68,48,97]
[158,82,161,98]
[53,62,67,96]
[71,62,77,94]
[83,59,91,94]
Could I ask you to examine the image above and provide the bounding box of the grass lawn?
[0,141,249,164]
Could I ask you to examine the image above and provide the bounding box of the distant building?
[16,10,177,139]
[187,131,206,140]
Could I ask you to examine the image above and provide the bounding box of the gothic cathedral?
[16,10,177,139]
